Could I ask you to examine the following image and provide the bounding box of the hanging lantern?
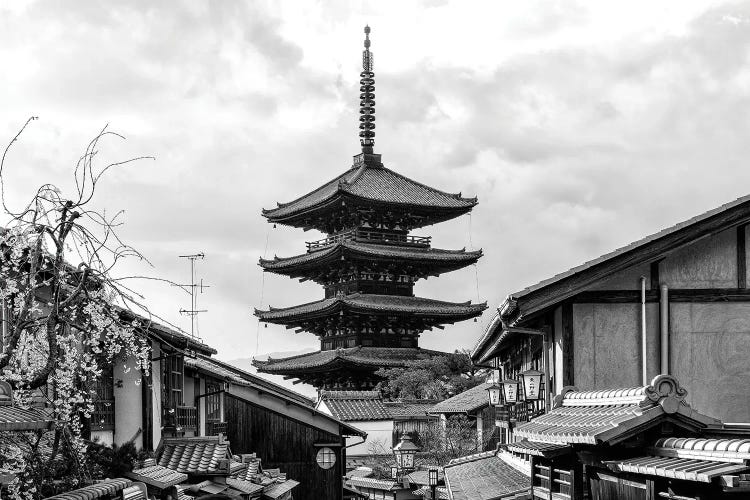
[486,383,502,407]
[520,369,544,401]
[501,379,520,404]
[392,433,420,470]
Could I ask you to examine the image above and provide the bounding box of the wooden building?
[254,26,485,391]
[429,383,501,452]
[508,375,750,499]
[472,195,750,426]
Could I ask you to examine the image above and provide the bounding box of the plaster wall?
[660,228,737,289]
[670,302,750,423]
[586,264,653,290]
[572,303,659,390]
[151,342,162,448]
[113,354,143,448]
[344,419,393,456]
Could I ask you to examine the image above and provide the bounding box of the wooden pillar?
[561,302,574,387]
[738,224,746,289]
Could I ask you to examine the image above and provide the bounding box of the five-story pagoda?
[254,26,486,391]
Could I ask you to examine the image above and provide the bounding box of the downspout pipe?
[660,284,669,375]
[641,277,647,385]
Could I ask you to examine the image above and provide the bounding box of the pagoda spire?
[359,25,375,154]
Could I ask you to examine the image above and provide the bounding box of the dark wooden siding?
[225,394,345,500]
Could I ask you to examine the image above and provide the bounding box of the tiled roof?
[45,478,131,500]
[261,240,481,271]
[127,465,188,489]
[255,346,446,373]
[256,293,486,322]
[347,476,399,491]
[157,437,232,475]
[414,485,449,499]
[515,375,720,445]
[345,466,374,479]
[650,437,750,462]
[406,469,444,485]
[505,440,571,458]
[225,477,266,495]
[385,400,439,419]
[262,480,300,499]
[185,356,253,387]
[429,383,492,414]
[263,163,477,221]
[319,391,392,421]
[444,450,529,500]
[607,455,749,483]
[0,405,54,431]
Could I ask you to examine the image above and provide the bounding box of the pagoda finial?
[359,25,375,154]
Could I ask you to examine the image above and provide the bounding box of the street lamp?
[520,369,544,401]
[428,468,439,499]
[393,433,420,472]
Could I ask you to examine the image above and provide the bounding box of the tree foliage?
[376,349,483,401]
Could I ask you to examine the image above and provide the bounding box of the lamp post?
[392,433,420,484]
[428,468,439,499]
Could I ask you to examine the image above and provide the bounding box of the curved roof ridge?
[264,166,359,213]
[347,164,477,205]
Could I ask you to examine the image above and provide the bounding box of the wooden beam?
[572,288,750,303]
[739,224,747,289]
[650,260,661,290]
[561,302,574,387]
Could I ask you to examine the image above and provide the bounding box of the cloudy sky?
[2,1,749,394]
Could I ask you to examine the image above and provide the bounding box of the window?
[91,365,115,430]
[205,379,222,422]
[316,447,336,470]
[161,354,184,408]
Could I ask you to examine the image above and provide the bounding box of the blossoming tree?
[0,118,158,498]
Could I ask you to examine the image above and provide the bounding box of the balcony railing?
[306,229,431,252]
[91,399,115,430]
[495,404,545,427]
[176,405,197,430]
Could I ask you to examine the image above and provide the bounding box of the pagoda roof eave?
[261,163,478,228]
[259,240,482,273]
[253,346,449,374]
[254,293,488,324]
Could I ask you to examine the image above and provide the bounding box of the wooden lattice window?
[91,365,115,430]
[205,379,222,423]
[162,354,184,408]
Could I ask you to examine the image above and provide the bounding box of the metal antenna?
[359,25,375,153]
[174,252,209,339]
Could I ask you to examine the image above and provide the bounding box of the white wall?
[316,400,392,456]
[151,341,162,448]
[113,354,144,449]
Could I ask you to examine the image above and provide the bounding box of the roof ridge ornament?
[359,25,376,154]
[644,374,688,413]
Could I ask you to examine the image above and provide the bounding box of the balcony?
[175,405,197,430]
[495,403,545,428]
[306,229,431,252]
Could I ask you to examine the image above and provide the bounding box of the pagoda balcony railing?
[306,229,431,252]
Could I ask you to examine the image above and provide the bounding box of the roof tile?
[430,384,492,414]
[444,451,529,500]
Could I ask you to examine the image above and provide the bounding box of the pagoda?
[254,26,486,391]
